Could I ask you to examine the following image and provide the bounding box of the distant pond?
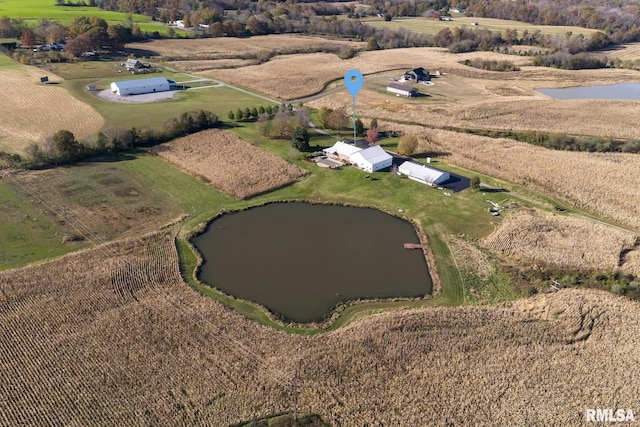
[191,202,432,323]
[537,83,640,100]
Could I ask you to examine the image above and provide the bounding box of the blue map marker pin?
[344,69,363,99]
[344,70,363,145]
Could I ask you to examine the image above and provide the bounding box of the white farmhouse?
[349,145,393,172]
[398,161,450,185]
[323,140,362,161]
[110,77,171,96]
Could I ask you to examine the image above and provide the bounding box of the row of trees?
[453,127,640,154]
[14,110,219,168]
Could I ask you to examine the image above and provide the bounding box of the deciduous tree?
[20,29,36,49]
[366,127,379,145]
[397,134,418,155]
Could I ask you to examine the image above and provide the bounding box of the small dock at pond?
[404,243,423,249]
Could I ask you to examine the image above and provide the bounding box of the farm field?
[0,56,103,155]
[483,208,640,273]
[0,231,638,425]
[362,15,601,37]
[128,35,366,60]
[601,42,640,61]
[200,47,535,100]
[0,0,167,32]
[150,129,308,199]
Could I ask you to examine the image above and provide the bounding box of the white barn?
[110,77,171,96]
[323,140,362,161]
[398,161,450,185]
[387,82,419,97]
[349,145,393,172]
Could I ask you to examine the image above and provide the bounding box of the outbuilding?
[349,145,393,172]
[110,77,171,96]
[398,161,450,185]
[323,140,363,161]
[387,83,419,97]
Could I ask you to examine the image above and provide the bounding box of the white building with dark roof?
[110,77,171,96]
[387,83,419,97]
[349,145,393,172]
[323,140,362,161]
[398,161,450,185]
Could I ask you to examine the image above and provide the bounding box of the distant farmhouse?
[125,58,146,71]
[323,141,393,172]
[398,161,450,186]
[387,83,419,97]
[403,67,429,82]
[110,77,171,96]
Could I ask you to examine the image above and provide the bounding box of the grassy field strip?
[362,15,600,37]
[0,0,169,32]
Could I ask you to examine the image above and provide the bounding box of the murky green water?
[192,202,432,323]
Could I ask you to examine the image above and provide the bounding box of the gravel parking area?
[96,89,180,103]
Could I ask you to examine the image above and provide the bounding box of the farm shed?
[387,83,419,97]
[398,161,450,185]
[125,59,144,71]
[110,77,171,96]
[323,140,362,161]
[403,67,429,82]
[349,145,393,172]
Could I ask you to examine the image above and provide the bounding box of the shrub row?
[4,110,218,169]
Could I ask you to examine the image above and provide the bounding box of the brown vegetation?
[353,122,640,231]
[483,208,639,272]
[0,65,103,155]
[149,129,307,199]
[128,35,364,61]
[1,232,639,425]
[200,48,534,100]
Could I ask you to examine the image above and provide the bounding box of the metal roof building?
[398,161,450,185]
[110,77,171,96]
[387,82,419,97]
[323,140,363,160]
[349,145,393,172]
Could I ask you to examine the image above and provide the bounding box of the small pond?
[191,202,432,323]
[536,82,640,100]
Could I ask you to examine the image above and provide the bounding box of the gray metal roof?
[111,77,170,90]
[387,82,418,93]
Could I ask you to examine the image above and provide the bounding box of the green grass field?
[0,0,174,34]
[53,62,275,130]
[362,15,600,37]
[0,0,185,34]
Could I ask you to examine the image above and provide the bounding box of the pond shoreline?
[183,199,441,331]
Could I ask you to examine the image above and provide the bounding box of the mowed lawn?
[0,0,169,33]
[363,15,600,37]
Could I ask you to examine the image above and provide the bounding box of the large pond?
[537,82,640,100]
[192,202,432,323]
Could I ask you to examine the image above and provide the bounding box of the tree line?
[450,127,640,154]
[4,110,219,169]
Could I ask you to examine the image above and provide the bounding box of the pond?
[536,83,640,100]
[191,202,432,323]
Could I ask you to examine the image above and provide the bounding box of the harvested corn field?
[1,232,639,425]
[0,61,103,155]
[128,34,364,60]
[482,208,639,272]
[150,129,307,199]
[379,123,640,231]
